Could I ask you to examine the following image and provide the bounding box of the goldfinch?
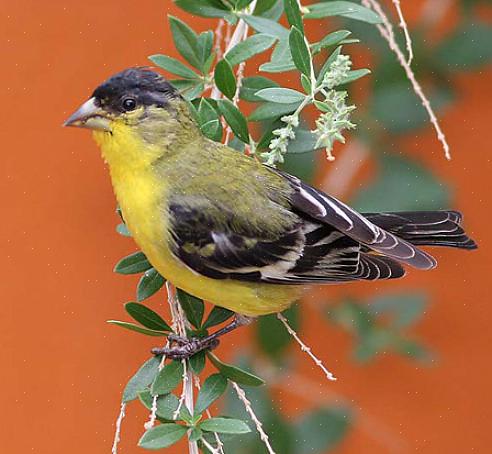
[64,68,476,358]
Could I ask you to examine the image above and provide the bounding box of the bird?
[64,67,477,359]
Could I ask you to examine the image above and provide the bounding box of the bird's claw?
[151,336,220,360]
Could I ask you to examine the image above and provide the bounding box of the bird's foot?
[151,335,220,360]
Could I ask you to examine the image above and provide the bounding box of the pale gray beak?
[63,97,112,131]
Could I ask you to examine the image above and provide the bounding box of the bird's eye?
[121,97,137,111]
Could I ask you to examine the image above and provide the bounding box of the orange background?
[1,1,491,453]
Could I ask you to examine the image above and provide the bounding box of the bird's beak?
[63,97,112,131]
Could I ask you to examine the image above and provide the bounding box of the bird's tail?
[363,210,477,250]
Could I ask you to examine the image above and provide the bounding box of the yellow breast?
[93,127,302,316]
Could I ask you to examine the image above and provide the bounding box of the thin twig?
[276,313,337,381]
[231,382,276,454]
[111,402,126,454]
[167,284,199,454]
[392,0,413,65]
[202,438,222,454]
[174,359,189,420]
[361,0,451,160]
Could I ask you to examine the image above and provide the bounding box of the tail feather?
[364,210,477,250]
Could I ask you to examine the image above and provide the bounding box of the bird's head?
[64,68,200,163]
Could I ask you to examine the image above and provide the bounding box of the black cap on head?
[92,68,180,114]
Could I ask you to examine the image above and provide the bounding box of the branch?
[276,313,337,382]
[111,402,126,454]
[361,0,451,160]
[392,0,413,65]
[231,382,276,454]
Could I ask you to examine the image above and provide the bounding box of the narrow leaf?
[151,360,185,395]
[175,0,236,22]
[203,306,234,329]
[137,268,165,302]
[169,16,203,71]
[122,356,161,402]
[240,76,279,102]
[107,320,167,337]
[125,302,172,331]
[305,1,382,24]
[249,101,301,122]
[189,350,206,374]
[200,417,251,434]
[311,30,352,54]
[225,33,277,66]
[284,0,304,32]
[149,54,200,79]
[241,14,289,39]
[218,99,250,143]
[138,423,187,449]
[255,87,306,104]
[176,288,205,329]
[114,251,152,275]
[289,26,312,76]
[207,353,265,386]
[214,59,237,99]
[195,373,228,415]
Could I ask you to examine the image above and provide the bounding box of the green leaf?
[218,99,250,143]
[295,407,351,453]
[240,76,279,102]
[203,306,234,329]
[151,360,184,395]
[435,21,492,71]
[254,87,306,104]
[138,423,187,449]
[139,390,181,420]
[176,288,205,329]
[249,101,301,121]
[189,350,206,374]
[241,14,289,39]
[340,68,370,84]
[257,305,299,360]
[214,59,237,99]
[197,31,215,72]
[116,222,131,237]
[207,353,264,386]
[175,0,236,22]
[200,417,251,434]
[260,38,296,73]
[107,320,167,337]
[284,0,304,32]
[289,26,312,76]
[351,153,450,212]
[305,1,382,24]
[300,73,311,94]
[311,30,352,54]
[114,251,152,275]
[169,16,202,71]
[226,34,277,66]
[149,54,200,79]
[195,373,228,414]
[122,356,161,402]
[125,302,172,331]
[198,98,222,141]
[137,268,165,302]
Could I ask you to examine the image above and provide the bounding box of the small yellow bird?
[65,68,476,358]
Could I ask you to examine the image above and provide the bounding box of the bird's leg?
[151,314,253,360]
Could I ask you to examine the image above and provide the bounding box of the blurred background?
[1,0,492,452]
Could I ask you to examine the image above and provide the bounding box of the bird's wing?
[272,168,437,270]
[168,198,405,284]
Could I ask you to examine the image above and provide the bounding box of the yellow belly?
[94,130,302,316]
